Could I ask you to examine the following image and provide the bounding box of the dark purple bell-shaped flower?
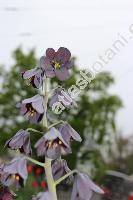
[0,187,15,200]
[71,173,104,200]
[3,157,28,188]
[52,159,72,181]
[35,127,71,159]
[5,129,32,155]
[49,88,77,108]
[58,123,82,145]
[22,68,44,88]
[18,94,44,123]
[32,191,52,200]
[40,47,73,81]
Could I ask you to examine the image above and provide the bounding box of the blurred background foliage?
[0,47,124,199]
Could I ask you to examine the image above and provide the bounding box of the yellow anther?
[53,61,61,69]
[48,141,52,148]
[59,140,62,145]
[15,175,20,181]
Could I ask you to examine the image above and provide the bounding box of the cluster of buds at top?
[0,47,104,200]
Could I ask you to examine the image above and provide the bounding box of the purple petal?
[40,56,55,78]
[4,158,19,174]
[3,157,28,181]
[80,174,104,194]
[52,159,71,180]
[18,157,28,180]
[22,94,42,104]
[22,68,41,79]
[32,96,44,114]
[54,68,70,81]
[46,48,56,61]
[45,127,69,148]
[46,146,61,159]
[26,112,43,123]
[32,191,52,200]
[34,136,47,156]
[33,73,43,88]
[56,47,71,64]
[65,60,74,69]
[59,124,82,143]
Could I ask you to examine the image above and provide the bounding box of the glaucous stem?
[26,128,43,135]
[43,77,58,200]
[48,120,66,129]
[26,156,51,168]
[55,169,78,186]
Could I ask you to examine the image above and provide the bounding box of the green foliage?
[0,47,122,183]
[108,135,133,175]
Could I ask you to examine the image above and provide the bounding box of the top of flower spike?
[40,47,73,81]
[22,47,73,89]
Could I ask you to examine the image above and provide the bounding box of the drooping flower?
[58,123,82,145]
[32,191,52,200]
[0,164,10,186]
[71,173,104,200]
[52,159,72,181]
[3,157,28,188]
[18,94,44,123]
[35,127,71,159]
[49,87,77,108]
[40,47,73,81]
[5,129,32,155]
[22,68,44,88]
[0,187,15,200]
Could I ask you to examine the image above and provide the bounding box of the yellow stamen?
[48,141,52,148]
[15,175,20,181]
[26,78,32,86]
[59,140,62,145]
[52,61,61,69]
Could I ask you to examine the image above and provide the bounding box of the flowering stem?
[55,169,78,186]
[43,76,48,128]
[48,120,66,129]
[26,156,51,168]
[43,77,58,200]
[26,128,43,135]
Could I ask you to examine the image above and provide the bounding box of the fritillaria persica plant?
[0,47,104,200]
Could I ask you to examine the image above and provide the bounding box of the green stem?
[48,120,66,129]
[45,157,57,199]
[42,77,58,200]
[26,156,50,168]
[43,77,48,128]
[55,169,78,186]
[26,128,43,135]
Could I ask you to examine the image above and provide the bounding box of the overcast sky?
[0,0,133,136]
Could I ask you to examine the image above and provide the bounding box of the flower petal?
[56,47,71,64]
[32,96,44,114]
[54,68,70,81]
[59,124,82,143]
[40,56,55,78]
[45,127,69,148]
[18,157,28,180]
[46,48,56,61]
[22,68,41,79]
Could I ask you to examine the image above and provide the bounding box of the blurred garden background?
[0,0,133,199]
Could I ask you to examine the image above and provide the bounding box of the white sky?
[0,0,133,137]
